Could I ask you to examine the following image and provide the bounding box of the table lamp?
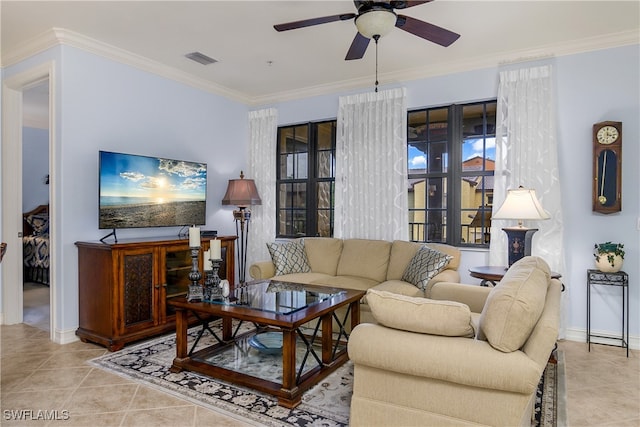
[221,171,261,285]
[493,186,550,266]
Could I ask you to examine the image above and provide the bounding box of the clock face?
[596,125,619,145]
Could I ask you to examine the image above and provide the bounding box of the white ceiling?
[2,0,639,106]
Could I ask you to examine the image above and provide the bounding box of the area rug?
[89,323,564,427]
[535,350,568,427]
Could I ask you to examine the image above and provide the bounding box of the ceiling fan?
[274,1,460,60]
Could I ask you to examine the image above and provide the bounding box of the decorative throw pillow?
[478,256,550,352]
[402,246,452,291]
[266,240,311,276]
[26,214,49,236]
[367,289,475,337]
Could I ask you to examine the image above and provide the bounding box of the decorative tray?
[249,332,283,354]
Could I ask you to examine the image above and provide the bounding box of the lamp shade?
[493,187,550,224]
[355,9,397,39]
[221,171,261,208]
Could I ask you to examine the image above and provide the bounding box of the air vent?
[185,52,218,65]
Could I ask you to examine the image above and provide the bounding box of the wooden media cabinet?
[75,235,236,351]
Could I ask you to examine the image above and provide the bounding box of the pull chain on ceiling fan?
[274,1,460,61]
[374,35,380,92]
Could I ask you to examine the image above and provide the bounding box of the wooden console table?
[75,235,236,351]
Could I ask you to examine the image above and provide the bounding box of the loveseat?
[249,237,461,324]
[347,256,562,427]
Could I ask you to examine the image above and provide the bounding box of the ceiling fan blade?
[345,32,371,60]
[391,1,434,9]
[396,15,460,47]
[274,13,356,32]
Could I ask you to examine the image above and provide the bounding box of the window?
[276,120,336,238]
[408,101,496,247]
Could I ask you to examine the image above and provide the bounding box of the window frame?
[408,100,496,247]
[276,120,336,238]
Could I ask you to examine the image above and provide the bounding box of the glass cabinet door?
[163,246,193,318]
[161,242,231,319]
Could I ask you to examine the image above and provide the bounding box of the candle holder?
[186,247,204,303]
[204,259,223,302]
[237,282,250,305]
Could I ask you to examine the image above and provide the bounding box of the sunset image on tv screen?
[99,151,207,229]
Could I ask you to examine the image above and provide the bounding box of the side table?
[586,269,629,357]
[469,266,562,287]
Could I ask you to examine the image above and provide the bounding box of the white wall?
[2,45,249,335]
[58,46,248,240]
[555,46,639,344]
[22,127,49,211]
[268,45,640,345]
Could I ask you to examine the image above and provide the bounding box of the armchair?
[347,256,562,426]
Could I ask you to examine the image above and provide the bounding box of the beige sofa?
[348,256,562,427]
[249,237,461,324]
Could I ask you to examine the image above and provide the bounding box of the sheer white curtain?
[247,108,277,270]
[490,65,564,272]
[490,65,566,335]
[335,88,408,240]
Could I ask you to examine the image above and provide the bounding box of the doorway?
[22,82,50,332]
[1,62,56,341]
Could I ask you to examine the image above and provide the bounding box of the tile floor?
[1,323,255,427]
[2,283,638,426]
[23,282,50,331]
[558,340,639,426]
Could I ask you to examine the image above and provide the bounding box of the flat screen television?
[99,151,207,230]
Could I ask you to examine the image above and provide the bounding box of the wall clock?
[592,121,622,214]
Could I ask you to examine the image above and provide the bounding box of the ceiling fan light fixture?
[355,9,397,39]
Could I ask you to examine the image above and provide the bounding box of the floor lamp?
[493,187,550,266]
[222,171,261,286]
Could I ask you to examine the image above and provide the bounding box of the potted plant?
[593,242,625,272]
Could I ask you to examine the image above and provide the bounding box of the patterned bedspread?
[23,235,49,269]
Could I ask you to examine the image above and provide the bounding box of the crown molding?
[3,27,638,107]
[252,29,640,105]
[2,28,252,105]
[249,74,379,106]
[1,29,60,68]
[497,29,639,65]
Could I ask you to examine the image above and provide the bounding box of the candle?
[189,226,200,247]
[211,239,221,259]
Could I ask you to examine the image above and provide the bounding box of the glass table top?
[208,280,345,315]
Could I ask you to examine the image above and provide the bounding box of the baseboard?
[565,327,639,350]
[54,327,80,345]
[0,319,80,345]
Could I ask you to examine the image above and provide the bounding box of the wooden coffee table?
[169,280,365,408]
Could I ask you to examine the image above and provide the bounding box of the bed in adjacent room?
[23,204,50,285]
